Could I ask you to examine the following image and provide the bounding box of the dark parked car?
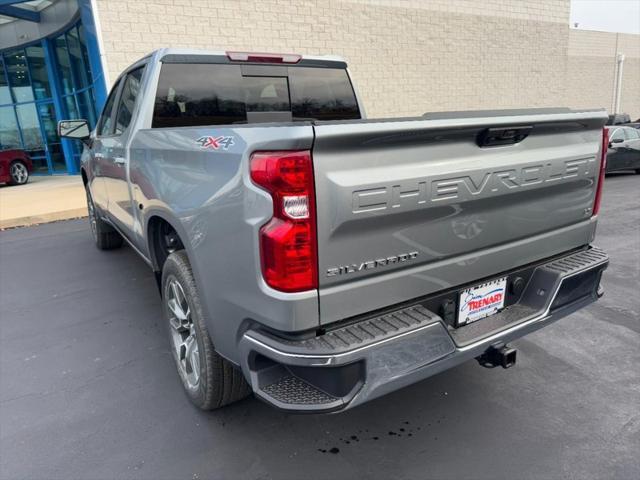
[605,126,640,174]
[0,149,33,185]
[606,113,631,125]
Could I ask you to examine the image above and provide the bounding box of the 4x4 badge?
[197,135,235,150]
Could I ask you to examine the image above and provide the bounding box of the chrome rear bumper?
[238,247,609,412]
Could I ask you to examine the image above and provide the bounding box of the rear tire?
[635,169,640,174]
[8,160,29,185]
[85,187,123,250]
[162,250,251,410]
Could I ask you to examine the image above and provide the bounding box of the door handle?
[114,157,126,165]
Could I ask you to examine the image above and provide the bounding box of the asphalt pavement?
[1,174,639,480]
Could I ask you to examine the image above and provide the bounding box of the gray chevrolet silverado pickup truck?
[58,48,610,413]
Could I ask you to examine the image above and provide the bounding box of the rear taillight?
[250,151,318,292]
[592,127,608,217]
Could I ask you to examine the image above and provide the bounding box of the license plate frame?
[457,276,507,327]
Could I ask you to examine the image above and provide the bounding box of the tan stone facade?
[95,0,640,118]
[567,29,640,119]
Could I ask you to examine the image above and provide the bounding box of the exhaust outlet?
[476,345,517,369]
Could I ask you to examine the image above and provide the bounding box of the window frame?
[95,77,123,138]
[623,127,639,140]
[609,128,625,142]
[113,65,145,136]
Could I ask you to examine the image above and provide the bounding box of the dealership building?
[1,0,639,176]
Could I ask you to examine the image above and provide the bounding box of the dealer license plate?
[457,277,507,326]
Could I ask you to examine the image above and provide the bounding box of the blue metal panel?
[42,38,77,174]
[78,0,107,111]
[0,5,40,22]
[0,1,34,5]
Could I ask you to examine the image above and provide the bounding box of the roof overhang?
[0,1,44,23]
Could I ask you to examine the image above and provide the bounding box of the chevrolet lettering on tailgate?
[352,158,596,213]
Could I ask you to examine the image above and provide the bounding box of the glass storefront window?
[78,88,97,126]
[25,45,52,101]
[37,102,57,142]
[15,103,44,153]
[0,62,12,105]
[0,106,21,149]
[77,25,94,88]
[4,49,34,103]
[66,27,91,91]
[15,103,49,173]
[38,102,66,172]
[64,94,79,119]
[54,35,74,95]
[1,19,103,175]
[49,142,67,172]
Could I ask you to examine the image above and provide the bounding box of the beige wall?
[96,0,640,119]
[567,29,640,119]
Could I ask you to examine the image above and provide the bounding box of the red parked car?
[0,149,33,186]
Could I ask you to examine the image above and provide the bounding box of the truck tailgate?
[312,109,608,324]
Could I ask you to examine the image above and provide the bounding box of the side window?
[289,67,361,120]
[96,78,122,137]
[624,128,639,140]
[114,67,145,135]
[153,64,246,128]
[610,128,625,142]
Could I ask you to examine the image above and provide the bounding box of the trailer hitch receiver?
[476,345,517,369]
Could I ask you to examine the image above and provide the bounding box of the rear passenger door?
[607,128,627,171]
[623,127,640,170]
[104,65,145,236]
[91,77,123,211]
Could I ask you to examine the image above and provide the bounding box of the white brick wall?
[567,29,640,117]
[96,0,640,118]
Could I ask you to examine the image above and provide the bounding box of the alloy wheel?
[10,162,28,184]
[166,276,200,390]
[86,190,98,240]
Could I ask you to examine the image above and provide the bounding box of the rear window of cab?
[152,63,361,128]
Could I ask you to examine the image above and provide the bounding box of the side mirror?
[611,138,624,144]
[57,119,90,143]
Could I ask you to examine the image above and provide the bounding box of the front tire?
[8,160,29,185]
[162,251,251,410]
[85,187,123,250]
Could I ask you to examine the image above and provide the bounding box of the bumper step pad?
[542,246,608,275]
[262,374,338,406]
[277,304,440,355]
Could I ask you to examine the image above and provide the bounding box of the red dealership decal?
[461,288,504,315]
[464,292,503,311]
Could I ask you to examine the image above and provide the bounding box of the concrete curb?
[0,208,88,230]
